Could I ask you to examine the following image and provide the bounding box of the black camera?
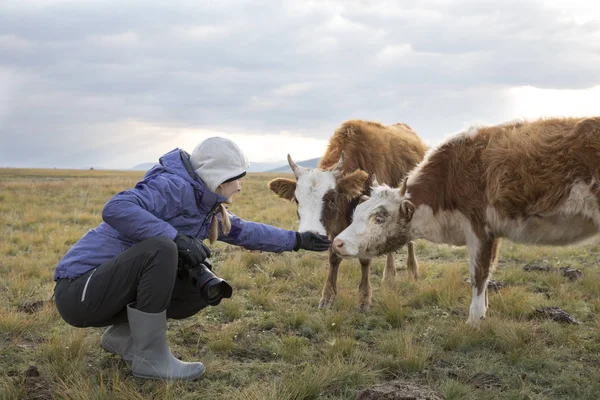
[178,258,232,306]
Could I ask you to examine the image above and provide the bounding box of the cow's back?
[482,117,600,218]
[318,120,427,193]
[409,117,600,230]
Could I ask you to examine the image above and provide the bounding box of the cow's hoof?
[318,298,334,309]
[358,303,371,313]
[466,315,485,328]
[381,276,395,287]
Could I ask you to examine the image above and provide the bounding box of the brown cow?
[333,116,600,325]
[268,119,427,311]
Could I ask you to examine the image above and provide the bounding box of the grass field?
[1,168,600,399]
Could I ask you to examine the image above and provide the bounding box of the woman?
[53,137,330,381]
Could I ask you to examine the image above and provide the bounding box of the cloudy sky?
[1,0,599,170]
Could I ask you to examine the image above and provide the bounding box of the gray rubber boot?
[100,323,134,363]
[126,304,205,381]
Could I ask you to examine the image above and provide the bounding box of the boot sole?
[132,365,206,381]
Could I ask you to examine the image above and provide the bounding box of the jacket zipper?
[196,200,219,238]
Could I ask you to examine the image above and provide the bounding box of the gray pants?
[54,236,208,328]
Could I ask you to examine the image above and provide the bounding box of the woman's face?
[217,179,242,203]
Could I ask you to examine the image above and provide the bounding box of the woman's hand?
[293,232,331,252]
[174,233,211,266]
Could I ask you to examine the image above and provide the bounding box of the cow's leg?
[358,258,372,312]
[318,248,341,309]
[486,238,501,309]
[382,253,396,285]
[466,235,497,327]
[406,241,419,280]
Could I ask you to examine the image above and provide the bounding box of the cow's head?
[268,152,369,236]
[332,177,414,259]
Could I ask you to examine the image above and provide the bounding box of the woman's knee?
[145,235,178,258]
[143,235,179,275]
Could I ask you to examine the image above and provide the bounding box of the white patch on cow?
[464,226,487,327]
[410,205,469,246]
[465,125,480,137]
[467,285,487,327]
[486,181,600,245]
[334,184,400,257]
[295,169,336,235]
[560,180,600,224]
[409,202,488,326]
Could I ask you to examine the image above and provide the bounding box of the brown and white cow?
[269,119,427,311]
[333,116,600,325]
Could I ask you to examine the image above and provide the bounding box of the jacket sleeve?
[217,211,297,253]
[101,175,181,242]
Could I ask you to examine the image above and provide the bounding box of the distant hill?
[266,157,320,173]
[247,161,284,172]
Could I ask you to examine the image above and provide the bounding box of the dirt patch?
[448,370,503,390]
[25,365,40,377]
[523,263,553,272]
[487,280,504,292]
[560,267,583,281]
[534,306,581,324]
[12,365,53,400]
[357,380,442,400]
[467,372,502,390]
[17,300,48,314]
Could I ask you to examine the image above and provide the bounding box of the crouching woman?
[52,137,330,381]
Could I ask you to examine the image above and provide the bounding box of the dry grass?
[1,168,600,399]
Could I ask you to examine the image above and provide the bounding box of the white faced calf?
[269,154,419,311]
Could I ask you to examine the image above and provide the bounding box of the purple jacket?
[53,148,297,280]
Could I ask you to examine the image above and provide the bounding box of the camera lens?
[205,283,221,300]
[188,263,233,305]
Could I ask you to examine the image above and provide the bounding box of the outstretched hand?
[294,231,331,252]
[174,233,211,266]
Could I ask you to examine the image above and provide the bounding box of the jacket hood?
[146,148,228,204]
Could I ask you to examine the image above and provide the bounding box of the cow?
[332,116,600,326]
[268,119,428,311]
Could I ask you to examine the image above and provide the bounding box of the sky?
[1,0,599,170]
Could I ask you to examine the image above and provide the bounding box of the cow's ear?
[337,169,369,200]
[268,178,296,201]
[401,199,415,221]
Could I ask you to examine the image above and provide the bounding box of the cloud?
[507,85,600,118]
[0,34,35,50]
[270,82,314,97]
[0,0,599,169]
[171,25,233,42]
[0,67,27,126]
[88,31,139,47]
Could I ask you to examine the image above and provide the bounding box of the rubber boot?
[100,323,134,363]
[126,303,205,380]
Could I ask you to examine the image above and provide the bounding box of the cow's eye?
[375,215,386,224]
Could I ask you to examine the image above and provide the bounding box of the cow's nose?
[332,238,345,253]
